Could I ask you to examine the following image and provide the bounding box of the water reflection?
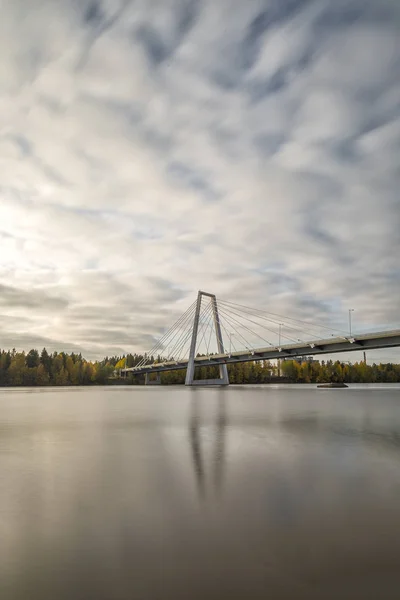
[189,390,227,498]
[1,387,400,600]
[213,392,226,492]
[189,395,205,497]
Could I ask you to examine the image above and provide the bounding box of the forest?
[0,348,400,386]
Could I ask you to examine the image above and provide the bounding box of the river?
[1,385,400,599]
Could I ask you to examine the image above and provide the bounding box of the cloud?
[0,0,399,359]
[0,283,68,312]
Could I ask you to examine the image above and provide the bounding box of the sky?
[1,0,400,361]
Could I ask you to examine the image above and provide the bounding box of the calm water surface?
[1,385,400,599]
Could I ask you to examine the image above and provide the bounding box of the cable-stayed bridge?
[121,291,400,386]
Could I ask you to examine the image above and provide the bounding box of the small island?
[317,382,349,389]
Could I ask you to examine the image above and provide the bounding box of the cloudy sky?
[1,0,400,360]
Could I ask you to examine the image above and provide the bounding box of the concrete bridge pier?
[145,372,161,386]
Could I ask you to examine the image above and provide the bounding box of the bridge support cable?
[138,296,218,372]
[176,322,201,363]
[166,297,220,364]
[219,319,239,354]
[218,306,289,357]
[139,300,196,361]
[217,300,356,352]
[135,300,197,368]
[163,297,209,365]
[219,299,349,339]
[162,303,199,361]
[217,303,303,346]
[172,326,196,363]
[217,305,277,348]
[164,302,204,362]
[144,301,199,366]
[173,302,214,363]
[185,291,229,386]
[195,302,215,358]
[215,308,257,354]
[218,301,308,344]
[219,299,334,334]
[176,301,215,362]
[218,300,319,344]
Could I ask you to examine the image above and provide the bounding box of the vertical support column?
[185,291,203,386]
[211,296,229,385]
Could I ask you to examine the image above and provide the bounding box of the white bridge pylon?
[185,291,229,386]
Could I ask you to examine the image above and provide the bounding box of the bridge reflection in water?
[189,390,227,498]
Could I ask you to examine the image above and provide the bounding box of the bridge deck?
[122,329,400,376]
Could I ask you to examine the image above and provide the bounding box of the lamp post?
[348,309,354,337]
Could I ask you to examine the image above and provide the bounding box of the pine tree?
[26,349,40,369]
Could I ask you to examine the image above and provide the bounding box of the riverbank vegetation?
[280,359,400,384]
[0,349,400,386]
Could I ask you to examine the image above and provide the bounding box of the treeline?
[146,360,277,385]
[0,348,399,386]
[0,349,277,386]
[0,348,117,386]
[281,359,400,384]
[147,359,400,385]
